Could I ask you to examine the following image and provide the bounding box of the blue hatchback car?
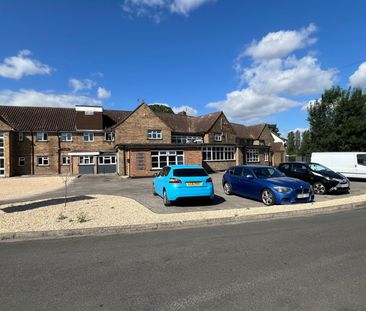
[222,165,314,205]
[153,165,214,206]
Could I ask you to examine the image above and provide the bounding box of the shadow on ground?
[1,195,95,213]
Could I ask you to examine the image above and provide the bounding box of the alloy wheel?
[163,190,171,206]
[262,189,274,206]
[313,182,326,195]
[223,182,232,195]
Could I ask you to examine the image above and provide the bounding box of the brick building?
[0,103,286,177]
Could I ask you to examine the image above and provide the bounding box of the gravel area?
[0,176,75,201]
[1,193,366,234]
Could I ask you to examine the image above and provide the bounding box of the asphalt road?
[4,173,366,214]
[1,209,366,310]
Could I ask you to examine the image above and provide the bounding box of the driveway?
[3,173,366,214]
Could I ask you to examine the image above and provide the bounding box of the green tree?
[149,104,174,114]
[299,130,312,156]
[294,130,301,154]
[308,86,366,152]
[267,124,280,136]
[287,131,296,155]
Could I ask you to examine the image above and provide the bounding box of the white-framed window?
[98,155,116,165]
[37,156,49,166]
[83,132,94,142]
[104,132,114,142]
[151,150,184,169]
[61,133,73,142]
[62,156,70,165]
[202,146,235,161]
[247,149,259,163]
[214,133,222,142]
[172,135,203,144]
[18,157,25,166]
[18,132,24,142]
[79,156,94,165]
[264,152,269,162]
[148,130,162,140]
[36,132,48,141]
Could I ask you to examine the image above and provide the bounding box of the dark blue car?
[222,165,314,205]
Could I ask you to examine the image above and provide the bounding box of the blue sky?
[0,0,366,135]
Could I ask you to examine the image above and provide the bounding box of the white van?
[311,152,366,179]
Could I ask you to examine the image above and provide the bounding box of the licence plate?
[339,183,348,188]
[297,193,310,199]
[186,182,202,187]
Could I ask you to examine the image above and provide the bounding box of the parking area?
[3,172,365,214]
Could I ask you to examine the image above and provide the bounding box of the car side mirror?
[153,173,159,177]
[246,174,254,179]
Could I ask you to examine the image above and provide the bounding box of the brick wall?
[127,148,202,177]
[204,114,236,144]
[114,104,172,145]
[203,160,236,172]
[11,132,116,176]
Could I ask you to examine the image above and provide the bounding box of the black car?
[277,162,350,194]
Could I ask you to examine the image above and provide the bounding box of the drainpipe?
[31,131,34,175]
[57,131,61,174]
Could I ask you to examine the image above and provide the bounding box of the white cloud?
[207,88,300,123]
[122,0,213,21]
[0,50,51,80]
[69,78,96,93]
[301,98,320,111]
[0,89,101,108]
[287,127,309,135]
[242,55,337,96]
[349,61,366,88]
[242,23,317,61]
[209,24,337,122]
[97,87,112,99]
[172,105,198,116]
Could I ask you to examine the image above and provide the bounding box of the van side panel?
[311,152,366,179]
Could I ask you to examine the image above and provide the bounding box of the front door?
[0,132,4,177]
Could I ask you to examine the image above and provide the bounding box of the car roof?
[230,165,274,169]
[168,165,204,169]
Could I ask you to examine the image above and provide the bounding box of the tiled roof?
[232,123,266,139]
[0,106,130,131]
[155,111,222,133]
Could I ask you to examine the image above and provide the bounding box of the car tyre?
[223,182,233,195]
[313,182,326,195]
[163,189,171,206]
[261,189,275,206]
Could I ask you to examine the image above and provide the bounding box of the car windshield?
[173,168,208,177]
[252,167,283,179]
[308,163,332,172]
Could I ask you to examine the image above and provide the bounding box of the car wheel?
[262,189,275,206]
[223,182,232,195]
[163,189,171,206]
[313,182,326,195]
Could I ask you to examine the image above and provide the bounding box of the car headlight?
[274,186,292,193]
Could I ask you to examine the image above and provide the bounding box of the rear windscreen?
[173,168,208,177]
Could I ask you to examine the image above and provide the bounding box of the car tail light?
[206,177,213,183]
[169,178,182,184]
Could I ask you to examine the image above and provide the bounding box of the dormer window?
[214,133,222,142]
